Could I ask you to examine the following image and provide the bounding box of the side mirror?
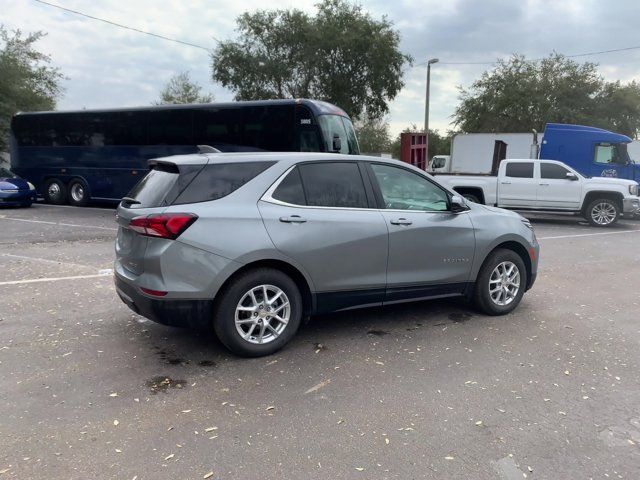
[566,172,578,181]
[332,134,342,152]
[450,195,469,213]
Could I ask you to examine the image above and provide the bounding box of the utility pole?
[424,58,439,161]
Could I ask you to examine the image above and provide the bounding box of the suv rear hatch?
[116,159,206,276]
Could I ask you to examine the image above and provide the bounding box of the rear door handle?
[539,183,549,186]
[500,181,512,185]
[390,218,413,226]
[279,215,307,224]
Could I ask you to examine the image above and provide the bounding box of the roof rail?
[197,145,221,154]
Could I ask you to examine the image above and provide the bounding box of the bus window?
[193,107,243,150]
[242,105,295,151]
[148,109,194,145]
[342,117,360,154]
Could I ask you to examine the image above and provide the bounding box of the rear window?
[505,162,534,178]
[172,161,275,205]
[125,163,203,208]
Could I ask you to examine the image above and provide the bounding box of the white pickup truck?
[437,159,640,227]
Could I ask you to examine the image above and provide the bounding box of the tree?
[453,54,640,138]
[211,0,411,119]
[155,71,214,105]
[354,116,391,153]
[0,26,63,151]
[390,125,452,160]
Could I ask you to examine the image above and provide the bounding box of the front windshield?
[0,167,16,178]
[317,114,359,154]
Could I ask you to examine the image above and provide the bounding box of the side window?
[272,167,307,205]
[148,109,194,145]
[370,163,449,211]
[173,161,274,204]
[298,162,368,208]
[505,162,534,178]
[595,144,614,164]
[541,163,570,179]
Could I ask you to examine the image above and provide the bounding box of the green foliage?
[211,0,411,119]
[155,71,214,105]
[0,26,63,151]
[390,125,452,160]
[354,115,391,153]
[454,54,640,138]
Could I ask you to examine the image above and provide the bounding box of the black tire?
[462,193,481,204]
[67,178,91,207]
[585,198,620,227]
[43,178,67,205]
[474,248,527,316]
[20,201,33,208]
[213,268,303,357]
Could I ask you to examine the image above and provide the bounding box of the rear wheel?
[474,249,527,315]
[43,178,67,205]
[585,198,619,227]
[213,268,302,357]
[68,179,90,207]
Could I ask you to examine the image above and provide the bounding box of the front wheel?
[474,249,527,315]
[213,268,303,357]
[585,198,619,227]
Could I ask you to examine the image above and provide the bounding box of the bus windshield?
[317,114,360,154]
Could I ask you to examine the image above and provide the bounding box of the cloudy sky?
[3,0,640,135]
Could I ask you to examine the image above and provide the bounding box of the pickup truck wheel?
[585,199,619,227]
[213,268,303,357]
[474,249,527,316]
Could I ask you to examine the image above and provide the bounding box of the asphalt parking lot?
[1,204,640,479]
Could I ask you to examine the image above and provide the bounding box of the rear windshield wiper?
[121,196,141,206]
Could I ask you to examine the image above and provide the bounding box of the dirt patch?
[145,376,186,394]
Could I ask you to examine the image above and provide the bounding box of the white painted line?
[0,253,96,270]
[35,203,115,213]
[538,229,640,240]
[0,216,117,231]
[0,271,113,286]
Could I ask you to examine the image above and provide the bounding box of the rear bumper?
[115,275,213,330]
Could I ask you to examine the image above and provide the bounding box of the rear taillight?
[129,213,197,239]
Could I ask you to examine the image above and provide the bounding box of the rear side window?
[541,163,570,179]
[505,162,534,178]
[273,167,307,205]
[297,162,368,208]
[173,161,274,205]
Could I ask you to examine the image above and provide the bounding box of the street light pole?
[424,58,439,162]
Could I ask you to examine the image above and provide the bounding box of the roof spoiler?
[197,145,221,154]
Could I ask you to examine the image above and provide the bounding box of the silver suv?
[115,153,539,356]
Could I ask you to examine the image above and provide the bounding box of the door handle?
[500,181,512,185]
[390,218,413,226]
[279,215,307,224]
[539,183,549,186]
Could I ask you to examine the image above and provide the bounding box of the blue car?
[0,167,37,207]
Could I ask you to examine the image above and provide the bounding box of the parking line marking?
[0,271,113,286]
[0,253,96,269]
[539,229,640,240]
[0,216,117,231]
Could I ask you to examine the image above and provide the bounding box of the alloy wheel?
[591,202,617,225]
[235,284,290,344]
[489,261,520,306]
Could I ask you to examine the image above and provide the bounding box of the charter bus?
[10,99,359,206]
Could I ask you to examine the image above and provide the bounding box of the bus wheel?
[68,179,90,207]
[44,178,67,205]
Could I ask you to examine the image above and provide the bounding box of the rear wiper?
[121,196,141,206]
